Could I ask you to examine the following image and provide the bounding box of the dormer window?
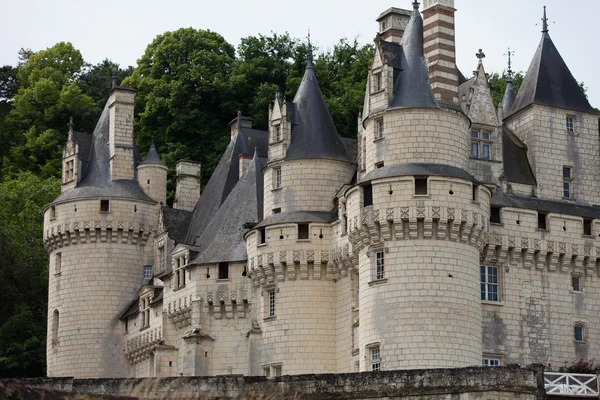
[63,160,75,183]
[471,130,491,160]
[274,124,281,142]
[372,71,382,92]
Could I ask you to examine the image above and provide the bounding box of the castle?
[43,0,600,378]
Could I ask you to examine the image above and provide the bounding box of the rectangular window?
[363,184,373,206]
[50,205,56,219]
[472,184,479,202]
[218,262,229,280]
[268,290,276,317]
[471,130,480,139]
[566,116,575,133]
[259,228,266,245]
[481,265,499,301]
[574,324,585,342]
[572,275,582,292]
[482,358,501,367]
[263,367,270,377]
[273,365,282,377]
[143,265,152,279]
[584,219,592,236]
[272,208,281,214]
[354,272,360,308]
[371,347,381,371]
[482,131,491,140]
[275,124,281,142]
[471,142,480,158]
[376,251,385,280]
[482,143,491,160]
[373,72,382,92]
[414,177,428,195]
[100,199,110,212]
[471,129,492,160]
[376,119,384,139]
[538,212,547,230]
[490,207,501,224]
[298,223,309,240]
[563,166,572,198]
[375,161,384,169]
[274,167,282,190]
[55,252,62,274]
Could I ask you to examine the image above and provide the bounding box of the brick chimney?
[108,86,137,180]
[377,8,412,43]
[423,0,459,103]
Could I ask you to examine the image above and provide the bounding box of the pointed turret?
[285,58,351,162]
[388,1,438,109]
[506,7,596,118]
[500,49,516,119]
[140,140,165,166]
[138,140,168,204]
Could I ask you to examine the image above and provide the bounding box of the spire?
[500,47,516,119]
[388,0,438,109]
[306,30,313,68]
[541,6,549,33]
[67,116,75,135]
[140,139,165,165]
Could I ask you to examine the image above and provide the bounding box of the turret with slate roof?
[505,6,600,203]
[138,140,168,205]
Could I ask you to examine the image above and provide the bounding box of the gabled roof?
[388,3,438,110]
[191,153,265,265]
[285,63,352,163]
[502,126,537,186]
[53,102,154,204]
[506,31,597,118]
[185,125,267,244]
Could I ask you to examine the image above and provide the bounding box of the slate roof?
[502,126,537,186]
[388,4,439,110]
[254,211,338,229]
[492,192,600,219]
[285,63,352,163]
[162,207,192,244]
[360,163,477,184]
[506,31,597,118]
[140,141,165,166]
[185,126,268,245]
[53,102,154,204]
[501,78,516,119]
[191,154,265,265]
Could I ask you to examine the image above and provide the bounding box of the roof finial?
[542,6,549,33]
[111,68,118,89]
[476,49,486,60]
[413,0,419,10]
[504,47,515,80]
[307,30,313,68]
[67,117,75,134]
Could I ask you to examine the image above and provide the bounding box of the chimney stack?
[108,86,136,180]
[423,0,459,103]
[229,112,253,140]
[174,160,201,212]
[377,8,412,43]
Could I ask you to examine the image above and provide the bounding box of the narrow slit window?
[363,184,373,206]
[584,219,592,236]
[259,228,266,244]
[268,290,276,317]
[55,252,62,274]
[375,251,385,280]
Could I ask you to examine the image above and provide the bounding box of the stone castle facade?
[43,0,600,378]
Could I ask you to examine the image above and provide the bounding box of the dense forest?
[0,29,519,376]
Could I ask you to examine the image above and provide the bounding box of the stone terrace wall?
[2,365,546,400]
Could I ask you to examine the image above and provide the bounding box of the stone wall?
[1,365,546,399]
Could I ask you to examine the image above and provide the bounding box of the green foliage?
[0,65,18,101]
[547,359,600,374]
[78,59,134,112]
[488,71,524,108]
[0,172,60,377]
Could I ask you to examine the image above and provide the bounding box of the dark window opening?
[363,184,373,207]
[375,161,384,169]
[343,215,348,233]
[574,325,584,342]
[259,228,266,244]
[538,212,547,230]
[572,275,581,292]
[298,223,309,240]
[414,177,428,195]
[218,262,229,279]
[273,208,281,214]
[472,184,479,201]
[50,205,56,219]
[490,207,501,224]
[124,317,128,333]
[584,219,592,236]
[100,199,110,212]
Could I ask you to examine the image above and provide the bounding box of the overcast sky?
[2,0,599,107]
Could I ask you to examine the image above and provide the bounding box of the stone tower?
[246,56,355,375]
[350,1,490,370]
[43,85,160,377]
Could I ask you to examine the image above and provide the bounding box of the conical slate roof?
[506,29,597,117]
[388,2,438,110]
[285,63,352,163]
[501,76,516,119]
[140,141,165,165]
[53,103,153,204]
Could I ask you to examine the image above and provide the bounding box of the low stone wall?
[1,365,546,400]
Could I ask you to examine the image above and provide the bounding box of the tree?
[123,28,238,197]
[0,172,60,377]
[78,59,134,112]
[1,42,96,178]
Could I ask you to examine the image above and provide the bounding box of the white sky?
[1,0,599,107]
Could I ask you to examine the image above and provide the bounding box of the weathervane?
[307,30,313,68]
[504,47,515,78]
[541,5,548,32]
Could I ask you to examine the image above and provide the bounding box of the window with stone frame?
[572,274,583,292]
[140,296,151,328]
[370,346,381,371]
[471,129,492,160]
[375,118,384,140]
[143,265,153,280]
[574,323,585,342]
[482,357,501,366]
[64,160,75,183]
[563,166,573,199]
[159,246,165,272]
[274,124,282,142]
[267,290,276,318]
[375,251,385,280]
[566,115,575,133]
[372,71,382,92]
[273,167,282,190]
[480,265,499,302]
[55,252,62,274]
[173,253,187,289]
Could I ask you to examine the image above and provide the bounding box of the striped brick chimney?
[422,0,459,103]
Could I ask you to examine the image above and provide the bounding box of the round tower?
[137,140,168,205]
[44,86,159,378]
[347,1,489,370]
[246,59,355,376]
